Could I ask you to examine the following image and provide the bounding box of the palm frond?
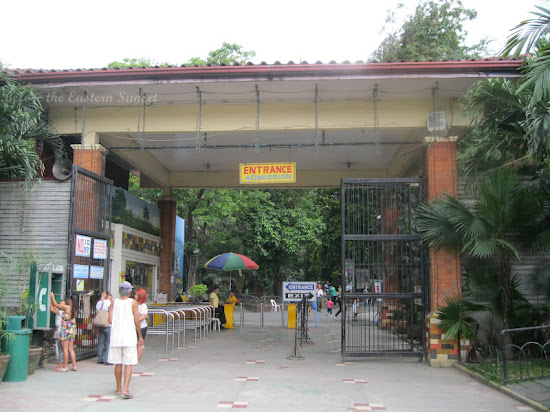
[502,6,550,57]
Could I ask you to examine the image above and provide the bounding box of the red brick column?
[158,197,176,301]
[425,140,462,366]
[71,144,105,175]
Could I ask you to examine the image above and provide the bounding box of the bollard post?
[281,302,285,328]
[240,302,244,327]
[260,302,264,328]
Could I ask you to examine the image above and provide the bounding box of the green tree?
[415,169,543,333]
[107,57,171,69]
[371,0,489,62]
[0,74,64,189]
[502,6,550,102]
[187,42,256,66]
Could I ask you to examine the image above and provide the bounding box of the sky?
[1,0,547,70]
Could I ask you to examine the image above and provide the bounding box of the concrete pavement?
[0,310,543,412]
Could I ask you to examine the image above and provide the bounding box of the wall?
[0,180,71,307]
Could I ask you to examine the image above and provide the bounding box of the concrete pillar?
[158,196,176,301]
[424,138,462,367]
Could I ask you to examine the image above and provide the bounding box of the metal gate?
[340,178,427,357]
[67,166,113,356]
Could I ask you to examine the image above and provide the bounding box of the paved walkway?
[0,311,545,412]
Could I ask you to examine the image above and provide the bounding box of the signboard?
[239,162,296,184]
[75,234,91,257]
[73,264,89,279]
[90,265,104,279]
[93,239,107,259]
[282,281,316,302]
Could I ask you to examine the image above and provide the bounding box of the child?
[326,299,334,316]
[352,298,360,321]
[50,300,65,372]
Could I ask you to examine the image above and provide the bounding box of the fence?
[467,325,550,384]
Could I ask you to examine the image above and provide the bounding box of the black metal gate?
[67,166,113,356]
[340,178,426,357]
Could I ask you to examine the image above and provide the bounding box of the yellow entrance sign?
[239,162,296,184]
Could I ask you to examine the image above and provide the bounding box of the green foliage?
[0,74,64,189]
[106,57,171,69]
[436,295,479,342]
[189,284,207,297]
[106,43,256,69]
[502,6,550,102]
[188,42,256,66]
[371,0,490,62]
[416,169,545,330]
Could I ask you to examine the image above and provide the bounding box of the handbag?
[94,302,110,328]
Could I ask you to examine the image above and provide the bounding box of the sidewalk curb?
[453,363,550,412]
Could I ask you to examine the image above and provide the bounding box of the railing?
[147,304,214,353]
[467,325,550,384]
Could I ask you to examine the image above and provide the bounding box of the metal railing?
[467,325,550,384]
[147,304,214,353]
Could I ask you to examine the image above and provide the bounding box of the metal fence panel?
[341,178,427,358]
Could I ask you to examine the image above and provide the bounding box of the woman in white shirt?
[134,289,148,364]
[95,290,111,364]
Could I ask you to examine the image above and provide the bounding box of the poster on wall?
[73,264,89,279]
[174,216,185,297]
[90,266,104,279]
[93,239,107,259]
[75,235,91,257]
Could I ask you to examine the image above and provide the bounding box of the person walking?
[135,289,148,365]
[108,281,143,400]
[95,290,111,364]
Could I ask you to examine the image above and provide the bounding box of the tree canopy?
[371,0,489,62]
[106,42,256,68]
[0,73,64,189]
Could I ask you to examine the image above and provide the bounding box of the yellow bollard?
[288,303,297,329]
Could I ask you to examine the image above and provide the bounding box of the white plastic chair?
[270,299,280,312]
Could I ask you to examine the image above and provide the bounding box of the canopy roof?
[7,59,523,189]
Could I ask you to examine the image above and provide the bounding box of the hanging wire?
[81,91,87,145]
[314,84,320,154]
[254,84,260,153]
[373,84,382,155]
[135,88,144,149]
[195,87,202,151]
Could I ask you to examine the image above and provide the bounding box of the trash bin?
[1,315,30,382]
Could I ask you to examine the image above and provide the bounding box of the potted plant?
[189,284,208,303]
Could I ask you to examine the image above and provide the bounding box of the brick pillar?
[71,143,106,175]
[425,139,462,367]
[158,197,176,301]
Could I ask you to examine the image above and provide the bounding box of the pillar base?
[426,312,459,367]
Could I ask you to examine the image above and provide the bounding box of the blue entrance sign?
[282,281,316,302]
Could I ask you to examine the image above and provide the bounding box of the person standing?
[224,290,239,329]
[50,299,65,372]
[108,281,143,399]
[95,290,111,364]
[210,287,227,329]
[135,289,148,364]
[50,292,78,372]
[316,284,324,312]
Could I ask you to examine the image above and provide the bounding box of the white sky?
[1,0,547,69]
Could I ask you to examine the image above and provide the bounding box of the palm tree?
[502,6,550,102]
[0,73,64,189]
[415,168,542,332]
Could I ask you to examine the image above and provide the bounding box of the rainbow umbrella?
[204,252,259,289]
[204,252,259,271]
